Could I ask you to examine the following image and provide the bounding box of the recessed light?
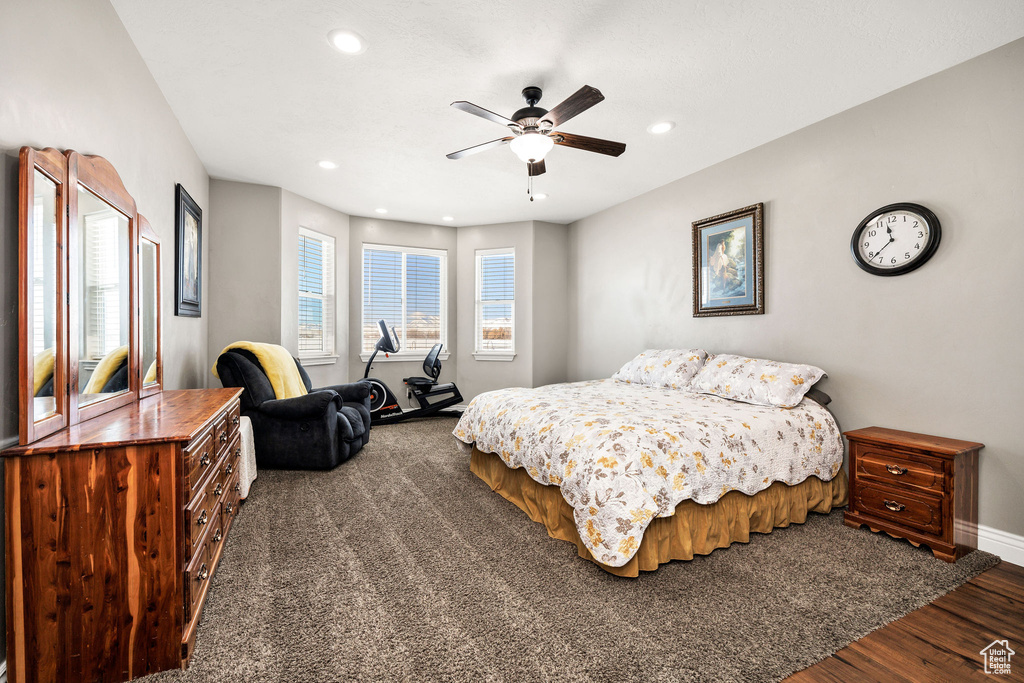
[317,160,338,170]
[442,216,454,222]
[328,29,366,55]
[533,193,548,200]
[375,208,388,214]
[647,121,675,134]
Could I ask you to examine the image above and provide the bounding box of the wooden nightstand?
[843,426,983,562]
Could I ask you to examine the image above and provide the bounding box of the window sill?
[299,355,339,367]
[473,352,516,362]
[359,351,450,363]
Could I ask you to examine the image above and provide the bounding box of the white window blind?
[83,211,124,360]
[362,244,446,355]
[298,227,336,357]
[475,248,515,358]
[32,198,46,356]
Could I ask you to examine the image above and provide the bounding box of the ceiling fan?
[446,85,626,183]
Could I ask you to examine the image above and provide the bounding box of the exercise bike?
[362,319,463,425]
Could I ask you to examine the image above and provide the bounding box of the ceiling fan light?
[509,133,554,163]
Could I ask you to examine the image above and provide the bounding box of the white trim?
[359,351,450,363]
[473,352,516,361]
[298,354,338,366]
[978,524,1024,567]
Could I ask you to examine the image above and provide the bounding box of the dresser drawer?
[226,400,241,437]
[184,530,213,624]
[855,445,945,493]
[854,482,945,537]
[184,488,217,554]
[185,431,216,498]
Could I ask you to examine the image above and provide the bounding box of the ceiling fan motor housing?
[512,86,549,130]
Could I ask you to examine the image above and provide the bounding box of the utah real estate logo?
[981,640,1015,675]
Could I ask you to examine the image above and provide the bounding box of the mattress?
[453,379,844,568]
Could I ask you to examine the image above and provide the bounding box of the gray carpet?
[148,417,999,683]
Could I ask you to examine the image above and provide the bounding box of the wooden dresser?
[843,426,983,562]
[3,388,244,682]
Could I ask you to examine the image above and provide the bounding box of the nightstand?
[843,426,983,562]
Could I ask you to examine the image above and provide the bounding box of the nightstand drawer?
[854,482,944,537]
[855,446,945,493]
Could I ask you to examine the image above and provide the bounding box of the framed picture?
[174,183,202,317]
[692,202,764,317]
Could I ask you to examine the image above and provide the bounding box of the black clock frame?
[850,202,941,276]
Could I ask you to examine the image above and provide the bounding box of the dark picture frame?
[692,202,764,317]
[174,183,202,317]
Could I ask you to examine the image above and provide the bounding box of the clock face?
[851,203,941,276]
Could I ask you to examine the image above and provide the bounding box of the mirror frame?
[138,215,163,398]
[18,147,69,444]
[66,150,139,426]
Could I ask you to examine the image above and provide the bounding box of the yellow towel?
[212,341,307,399]
[143,360,158,385]
[83,345,129,394]
[33,347,55,395]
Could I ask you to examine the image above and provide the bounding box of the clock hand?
[873,236,895,257]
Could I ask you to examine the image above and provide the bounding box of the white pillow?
[611,349,708,390]
[691,354,826,408]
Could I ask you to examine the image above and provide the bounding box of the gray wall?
[532,221,569,388]
[349,217,459,403]
[0,0,212,660]
[568,39,1024,536]
[208,180,282,376]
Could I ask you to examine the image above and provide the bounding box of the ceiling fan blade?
[446,137,514,160]
[540,85,604,128]
[553,132,626,157]
[528,159,546,176]
[451,101,517,128]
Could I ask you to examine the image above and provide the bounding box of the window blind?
[84,211,124,359]
[298,228,335,356]
[475,249,514,354]
[362,245,446,354]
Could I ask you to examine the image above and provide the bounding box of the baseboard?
[978,524,1024,567]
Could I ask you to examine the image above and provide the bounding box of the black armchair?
[215,349,371,469]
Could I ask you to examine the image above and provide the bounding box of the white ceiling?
[111,0,1024,227]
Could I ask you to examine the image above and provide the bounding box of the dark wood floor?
[787,560,1024,681]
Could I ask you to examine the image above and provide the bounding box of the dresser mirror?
[18,148,69,443]
[139,216,163,397]
[17,147,164,443]
[75,185,131,407]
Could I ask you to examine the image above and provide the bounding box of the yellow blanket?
[212,341,307,399]
[83,345,129,394]
[33,347,55,395]
[143,360,158,385]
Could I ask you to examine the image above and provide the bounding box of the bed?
[453,356,848,577]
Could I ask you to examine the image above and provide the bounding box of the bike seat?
[403,376,436,389]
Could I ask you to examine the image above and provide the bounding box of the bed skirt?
[470,447,849,577]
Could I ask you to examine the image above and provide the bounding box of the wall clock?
[851,202,941,276]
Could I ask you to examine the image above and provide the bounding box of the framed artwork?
[174,183,202,317]
[692,202,764,317]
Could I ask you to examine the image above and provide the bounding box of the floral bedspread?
[453,379,843,567]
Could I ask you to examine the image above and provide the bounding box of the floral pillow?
[690,354,826,408]
[611,349,708,390]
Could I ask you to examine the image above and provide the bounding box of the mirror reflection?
[78,187,130,406]
[31,170,59,422]
[140,239,158,386]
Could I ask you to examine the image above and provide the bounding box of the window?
[475,248,515,360]
[362,244,447,358]
[298,228,336,360]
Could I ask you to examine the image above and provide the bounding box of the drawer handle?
[214,483,223,497]
[225,463,234,475]
[232,415,240,425]
[234,446,241,457]
[197,510,208,526]
[225,503,235,515]
[233,482,241,493]
[883,499,906,512]
[885,464,908,476]
[198,564,209,581]
[213,529,223,543]
[199,452,211,467]
[220,432,228,444]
